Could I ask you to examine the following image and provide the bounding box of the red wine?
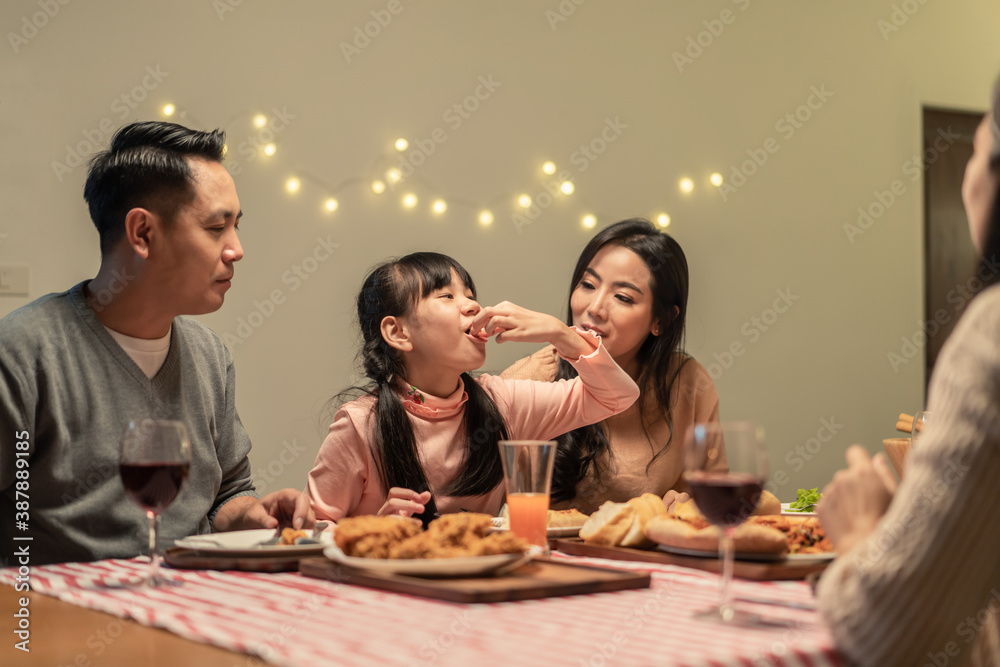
[120,462,190,512]
[686,472,764,527]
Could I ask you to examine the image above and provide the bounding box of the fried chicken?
[334,516,422,558]
[336,512,528,559]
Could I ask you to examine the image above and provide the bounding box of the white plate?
[781,503,817,517]
[490,517,582,538]
[323,545,531,577]
[174,529,332,557]
[786,552,836,563]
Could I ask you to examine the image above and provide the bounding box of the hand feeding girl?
[306,252,640,521]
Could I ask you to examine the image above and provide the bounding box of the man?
[0,121,311,566]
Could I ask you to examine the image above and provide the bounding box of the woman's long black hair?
[550,219,690,504]
[354,252,509,497]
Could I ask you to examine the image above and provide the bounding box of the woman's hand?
[662,490,690,514]
[469,301,596,359]
[816,445,898,554]
[378,488,432,517]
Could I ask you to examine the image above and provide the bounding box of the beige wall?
[2,1,998,500]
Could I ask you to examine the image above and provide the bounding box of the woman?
[502,218,723,514]
[816,77,1000,666]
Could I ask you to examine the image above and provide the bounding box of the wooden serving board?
[298,556,650,603]
[552,539,832,581]
[164,547,305,572]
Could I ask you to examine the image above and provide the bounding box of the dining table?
[1,550,841,666]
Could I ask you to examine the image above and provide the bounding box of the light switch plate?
[0,264,29,296]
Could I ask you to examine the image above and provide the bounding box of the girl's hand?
[378,488,432,517]
[469,301,596,359]
[816,445,898,555]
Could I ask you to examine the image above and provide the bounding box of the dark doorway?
[923,107,983,398]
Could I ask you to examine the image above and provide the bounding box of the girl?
[503,219,724,514]
[307,252,639,520]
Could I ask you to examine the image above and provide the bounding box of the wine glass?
[119,419,192,586]
[911,411,931,447]
[683,421,768,623]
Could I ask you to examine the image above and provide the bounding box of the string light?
[209,110,686,232]
[710,173,723,187]
[162,103,175,117]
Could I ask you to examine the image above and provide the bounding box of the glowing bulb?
[432,199,447,214]
[656,213,671,228]
[710,172,723,187]
[325,198,339,212]
[517,194,532,208]
[285,177,301,194]
[402,193,418,208]
[263,143,277,157]
[386,167,402,183]
[162,103,175,117]
[679,177,694,194]
[479,210,494,226]
[542,161,556,175]
[560,181,575,195]
[395,138,409,151]
[582,214,597,229]
[371,180,386,194]
[222,144,229,157]
[253,114,267,129]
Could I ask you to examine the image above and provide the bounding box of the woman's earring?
[652,327,660,336]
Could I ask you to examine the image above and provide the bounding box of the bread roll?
[644,515,787,555]
[620,493,668,548]
[672,489,781,521]
[579,501,636,545]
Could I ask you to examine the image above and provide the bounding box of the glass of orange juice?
[498,440,557,552]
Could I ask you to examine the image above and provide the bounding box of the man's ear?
[381,315,413,352]
[123,208,155,259]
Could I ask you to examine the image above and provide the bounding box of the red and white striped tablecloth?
[0,552,841,667]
